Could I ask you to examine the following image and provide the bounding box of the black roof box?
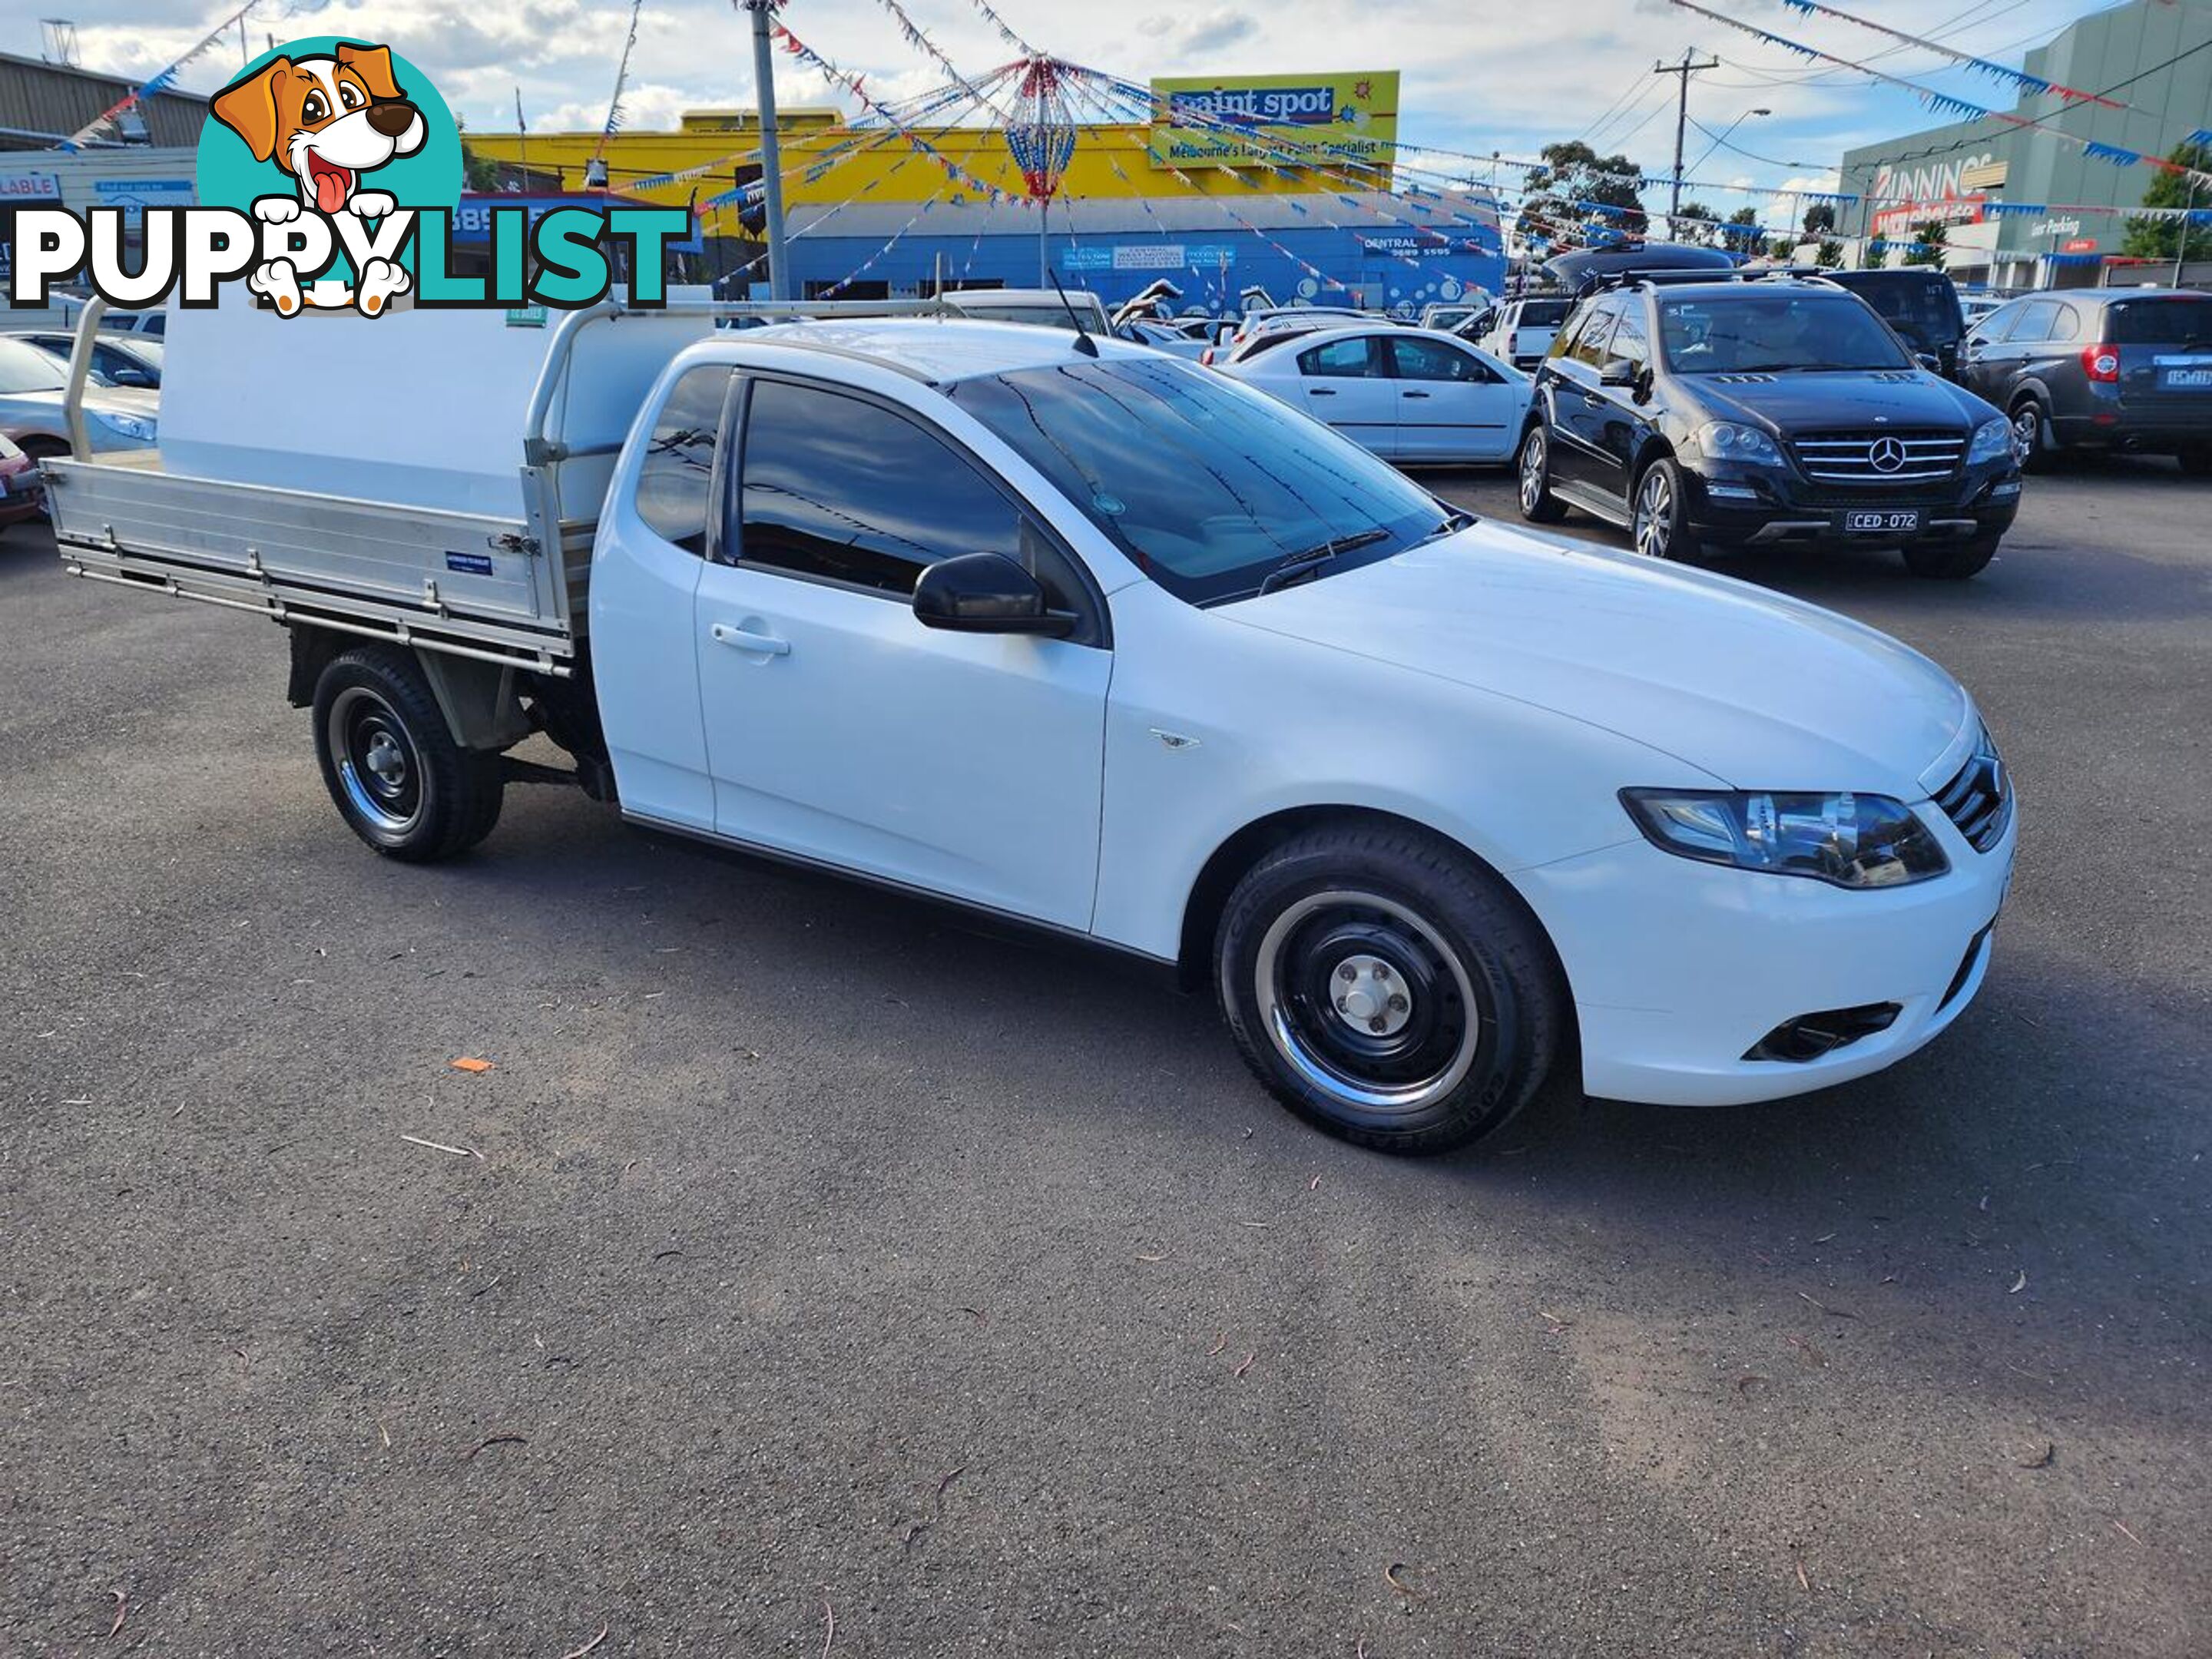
[1542,241,1742,295]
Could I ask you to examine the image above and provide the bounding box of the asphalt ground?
[3,459,2207,1657]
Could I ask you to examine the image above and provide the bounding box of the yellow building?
[465,107,844,240]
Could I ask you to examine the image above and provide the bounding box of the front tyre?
[1215,823,1568,1154]
[311,646,503,862]
[1516,424,1568,523]
[1631,458,1701,561]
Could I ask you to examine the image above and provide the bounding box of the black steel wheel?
[311,645,503,862]
[1216,821,1569,1154]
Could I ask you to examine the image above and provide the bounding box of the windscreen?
[947,356,1450,606]
[2107,298,2212,347]
[1657,293,1914,373]
[0,339,65,393]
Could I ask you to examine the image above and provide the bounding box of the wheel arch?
[1174,803,1568,1001]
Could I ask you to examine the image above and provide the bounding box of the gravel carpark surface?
[3,459,2207,1657]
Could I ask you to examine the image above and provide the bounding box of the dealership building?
[470,72,1503,316]
[1838,0,2212,289]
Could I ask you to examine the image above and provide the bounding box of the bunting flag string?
[1669,0,2212,190]
[823,184,954,296]
[962,0,1037,56]
[1776,0,2122,111]
[772,19,1027,205]
[62,0,263,149]
[866,0,1018,121]
[594,0,646,161]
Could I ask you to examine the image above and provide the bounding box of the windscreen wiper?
[1256,528,1390,594]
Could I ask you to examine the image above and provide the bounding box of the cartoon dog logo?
[210,43,425,318]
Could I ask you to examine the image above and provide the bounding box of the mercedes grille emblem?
[1869,436,1908,474]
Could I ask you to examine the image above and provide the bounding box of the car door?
[1577,298,1653,503]
[1546,298,1618,492]
[1286,333,1399,455]
[1385,333,1521,462]
[691,373,1111,931]
[1959,301,2022,402]
[1965,299,2042,406]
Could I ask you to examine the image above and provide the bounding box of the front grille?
[1791,429,1965,484]
[1934,727,2012,853]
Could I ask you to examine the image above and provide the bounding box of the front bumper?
[1685,465,2020,549]
[1515,801,2016,1107]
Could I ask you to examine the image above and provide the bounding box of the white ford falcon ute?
[576,320,2017,1154]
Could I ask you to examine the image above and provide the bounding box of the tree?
[2121,141,2212,261]
[1802,201,1836,237]
[1515,140,1649,252]
[1726,205,1763,251]
[1767,236,1797,262]
[1671,200,1720,247]
[1902,218,1949,268]
[457,120,503,193]
[1814,237,1843,270]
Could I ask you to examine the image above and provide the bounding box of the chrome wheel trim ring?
[328,686,427,838]
[1253,888,1482,1116]
[2011,406,2039,462]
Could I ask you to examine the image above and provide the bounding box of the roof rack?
[1581,264,1834,296]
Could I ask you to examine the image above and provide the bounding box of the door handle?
[1402,390,1432,399]
[1306,386,1337,396]
[1581,392,1605,408]
[710,621,790,656]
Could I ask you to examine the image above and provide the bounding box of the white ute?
[48,295,2017,1154]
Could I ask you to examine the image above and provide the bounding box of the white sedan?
[1214,324,1533,464]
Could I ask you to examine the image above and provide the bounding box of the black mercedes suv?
[1515,273,2022,578]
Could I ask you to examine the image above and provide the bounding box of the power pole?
[1654,50,1720,220]
[744,0,792,302]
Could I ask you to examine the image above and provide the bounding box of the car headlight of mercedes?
[1620,789,1950,889]
[1690,421,1783,467]
[1965,416,2014,465]
[91,409,157,443]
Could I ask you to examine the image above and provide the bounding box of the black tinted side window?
[634,365,736,555]
[737,379,1029,598]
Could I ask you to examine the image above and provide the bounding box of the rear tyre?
[17,437,65,520]
[2010,399,2058,473]
[311,646,503,862]
[1215,823,1568,1155]
[1515,424,1568,523]
[1631,457,1702,562]
[1902,535,1999,580]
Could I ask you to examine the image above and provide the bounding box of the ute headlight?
[1621,788,1950,889]
[1966,416,2014,465]
[91,409,157,443]
[1691,420,1783,467]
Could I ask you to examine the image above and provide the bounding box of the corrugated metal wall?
[0,51,209,150]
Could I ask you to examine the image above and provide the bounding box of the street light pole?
[744,0,792,302]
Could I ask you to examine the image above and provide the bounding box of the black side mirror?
[1599,356,1640,388]
[1915,352,1942,374]
[110,368,154,388]
[912,552,1076,637]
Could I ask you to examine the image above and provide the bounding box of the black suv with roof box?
[1515,272,2022,579]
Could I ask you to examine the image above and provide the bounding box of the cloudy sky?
[5,0,2113,225]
